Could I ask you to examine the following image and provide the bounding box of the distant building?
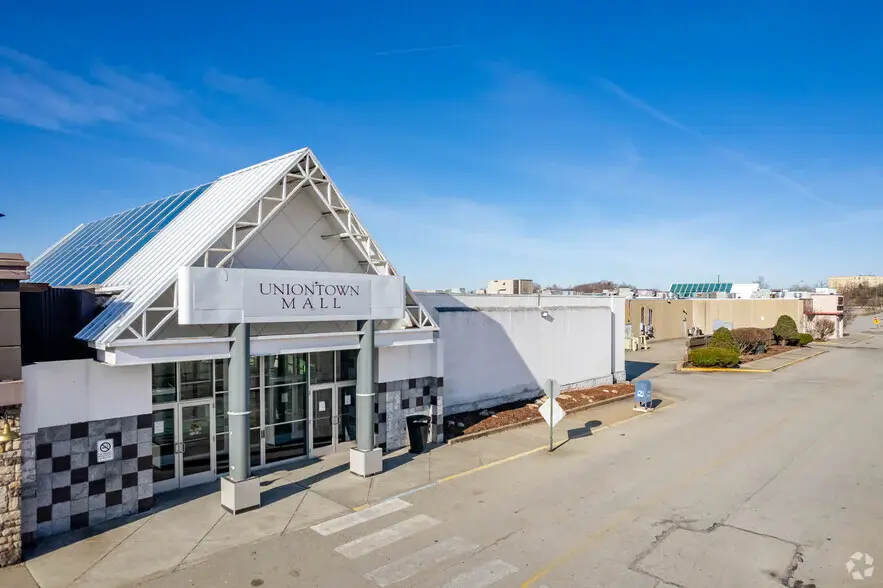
[828,275,883,290]
[668,282,760,300]
[487,279,534,295]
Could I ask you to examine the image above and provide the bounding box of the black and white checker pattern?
[374,376,443,450]
[30,414,154,538]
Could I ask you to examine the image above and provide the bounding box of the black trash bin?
[406,415,431,454]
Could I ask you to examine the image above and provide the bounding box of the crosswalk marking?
[335,514,440,559]
[311,498,411,536]
[364,536,478,587]
[440,560,520,588]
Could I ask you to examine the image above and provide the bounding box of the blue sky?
[2,1,883,290]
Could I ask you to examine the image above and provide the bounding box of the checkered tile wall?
[374,376,443,450]
[21,414,154,540]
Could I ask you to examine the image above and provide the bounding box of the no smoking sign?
[96,438,114,463]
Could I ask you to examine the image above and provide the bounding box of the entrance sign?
[96,439,114,463]
[178,267,405,324]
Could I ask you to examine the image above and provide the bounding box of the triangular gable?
[77,148,436,347]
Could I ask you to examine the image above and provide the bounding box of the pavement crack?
[777,546,806,587]
[64,515,154,588]
[280,489,310,536]
[172,511,226,573]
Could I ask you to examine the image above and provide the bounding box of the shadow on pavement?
[626,360,659,380]
[566,419,603,441]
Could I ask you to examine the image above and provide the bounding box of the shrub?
[813,318,836,341]
[732,327,772,354]
[797,333,814,346]
[708,327,739,351]
[689,347,741,368]
[772,315,799,344]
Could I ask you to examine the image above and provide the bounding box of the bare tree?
[756,276,770,289]
[842,306,855,333]
[813,318,836,341]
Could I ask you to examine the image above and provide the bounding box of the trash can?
[406,415,431,454]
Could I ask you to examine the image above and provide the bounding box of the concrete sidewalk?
[4,394,658,588]
[740,346,827,371]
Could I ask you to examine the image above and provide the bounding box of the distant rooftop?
[669,282,733,297]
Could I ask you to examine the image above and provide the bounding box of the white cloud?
[595,77,839,208]
[0,46,183,131]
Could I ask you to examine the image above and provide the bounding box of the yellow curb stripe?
[350,400,675,511]
[770,349,828,371]
[678,366,772,373]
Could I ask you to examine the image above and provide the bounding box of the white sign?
[96,439,114,463]
[178,267,406,325]
[153,421,164,434]
[538,399,565,428]
[318,401,326,412]
[544,379,560,401]
[344,395,352,406]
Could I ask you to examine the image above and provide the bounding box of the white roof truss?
[86,149,436,348]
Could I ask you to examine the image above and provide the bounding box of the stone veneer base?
[0,408,22,567]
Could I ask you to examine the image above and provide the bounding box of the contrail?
[375,44,461,57]
[596,77,837,207]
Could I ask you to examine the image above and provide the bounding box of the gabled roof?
[28,185,210,286]
[76,149,308,345]
[35,147,437,348]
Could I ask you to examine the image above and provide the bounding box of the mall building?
[17,149,442,541]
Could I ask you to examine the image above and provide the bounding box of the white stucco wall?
[21,359,151,434]
[437,305,621,415]
[377,343,439,382]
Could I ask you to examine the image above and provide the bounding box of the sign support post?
[351,319,382,477]
[220,322,261,515]
[540,379,562,452]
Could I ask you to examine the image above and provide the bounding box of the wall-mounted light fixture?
[0,411,20,447]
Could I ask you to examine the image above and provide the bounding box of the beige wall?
[626,298,805,341]
[828,275,883,290]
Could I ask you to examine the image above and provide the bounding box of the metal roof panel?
[76,149,308,344]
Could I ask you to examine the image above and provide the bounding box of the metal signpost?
[634,380,653,412]
[539,379,565,451]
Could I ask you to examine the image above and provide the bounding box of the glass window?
[217,391,261,431]
[265,421,306,463]
[265,384,307,425]
[249,356,260,390]
[215,394,228,433]
[265,354,307,387]
[180,360,212,400]
[214,359,228,393]
[337,350,358,382]
[310,352,335,384]
[152,364,177,404]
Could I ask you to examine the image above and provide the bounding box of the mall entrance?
[151,349,359,493]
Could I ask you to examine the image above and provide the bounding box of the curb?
[676,363,771,374]
[446,393,633,445]
[769,349,828,371]
[677,349,829,373]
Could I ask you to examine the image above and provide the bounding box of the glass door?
[178,401,215,488]
[151,400,215,492]
[310,385,335,456]
[337,384,357,449]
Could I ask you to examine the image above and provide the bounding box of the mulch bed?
[444,383,635,440]
[740,344,793,363]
